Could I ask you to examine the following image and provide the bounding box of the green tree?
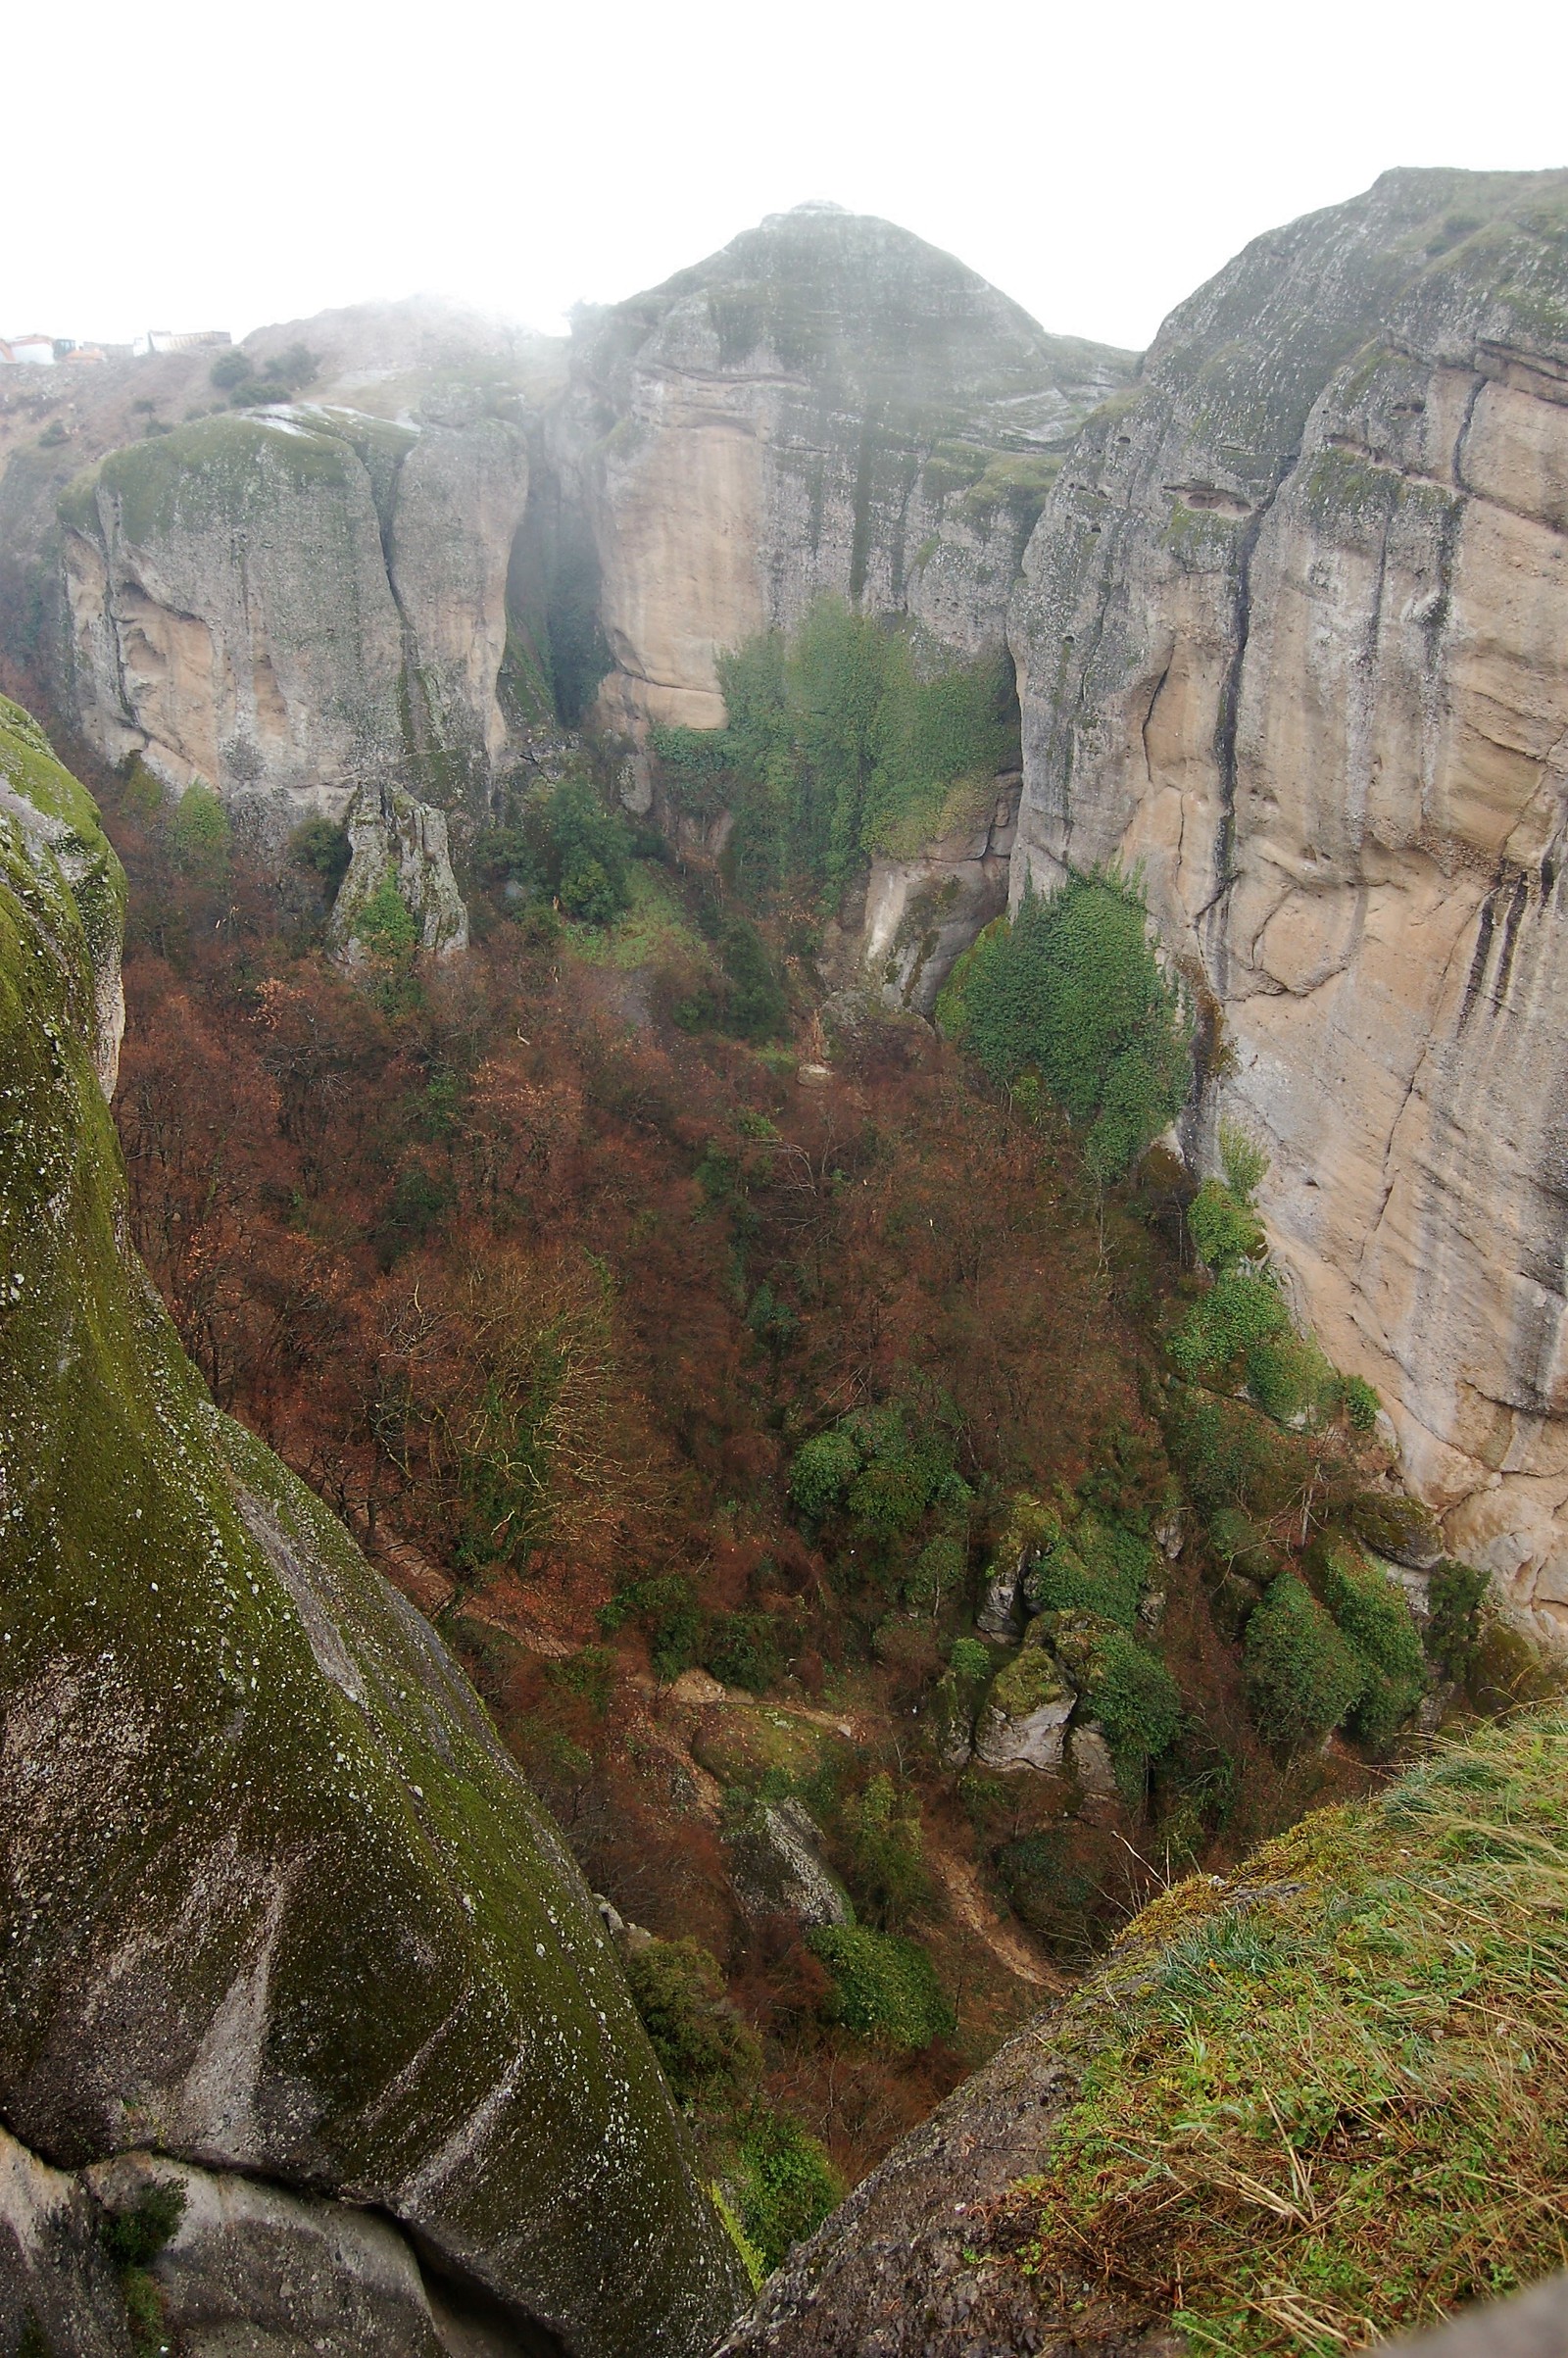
[735,2112,843,2271]
[622,1938,762,2108]
[949,871,1190,1181]
[354,872,418,958]
[167,782,230,888]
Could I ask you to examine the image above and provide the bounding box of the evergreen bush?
[808,1923,955,2048]
[735,2112,844,2272]
[1319,1546,1426,1747]
[1244,1573,1364,1752]
[945,872,1190,1182]
[622,1937,762,2107]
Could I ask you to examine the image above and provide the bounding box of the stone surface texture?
[331,782,470,959]
[855,780,1019,1014]
[58,399,528,838]
[727,1799,854,1928]
[0,698,746,2358]
[556,203,1134,738]
[1009,167,1568,1631]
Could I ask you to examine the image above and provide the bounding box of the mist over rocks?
[555,203,1134,745]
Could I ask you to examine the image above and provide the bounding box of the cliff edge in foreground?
[721,1705,1568,2358]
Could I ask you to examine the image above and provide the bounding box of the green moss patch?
[1000,1709,1568,2354]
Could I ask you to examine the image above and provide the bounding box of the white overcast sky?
[7,0,1564,354]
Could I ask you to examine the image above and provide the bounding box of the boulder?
[1067,1724,1118,1799]
[728,1800,854,1929]
[973,1647,1074,1773]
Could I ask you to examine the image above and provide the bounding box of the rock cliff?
[59,399,528,834]
[0,693,745,2353]
[1008,168,1568,1633]
[554,203,1135,742]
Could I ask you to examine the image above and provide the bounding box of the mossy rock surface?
[690,1701,852,1793]
[0,703,745,2356]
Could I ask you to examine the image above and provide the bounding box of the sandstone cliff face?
[557,203,1135,739]
[58,398,529,837]
[1008,168,1568,1633]
[0,694,746,2355]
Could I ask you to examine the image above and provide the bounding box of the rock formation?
[59,400,528,831]
[0,694,745,2353]
[850,780,1019,1015]
[1008,167,1568,1632]
[331,781,470,960]
[555,203,1135,743]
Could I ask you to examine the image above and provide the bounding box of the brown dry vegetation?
[84,763,1412,2198]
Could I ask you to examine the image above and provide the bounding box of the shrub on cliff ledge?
[1244,1571,1364,1752]
[623,1937,762,2109]
[941,871,1190,1182]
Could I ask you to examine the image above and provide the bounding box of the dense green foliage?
[1244,1573,1365,1752]
[1319,1545,1427,1747]
[788,1401,968,1546]
[1426,1559,1490,1685]
[101,2182,186,2269]
[1022,1509,1152,1631]
[354,871,418,958]
[844,1772,930,1925]
[622,1937,763,2107]
[210,338,318,409]
[290,814,353,894]
[808,1924,956,2050]
[167,781,231,888]
[599,1573,785,1695]
[650,595,1017,897]
[472,775,635,928]
[734,2112,844,2273]
[941,874,1190,1182]
[1051,1610,1183,1799]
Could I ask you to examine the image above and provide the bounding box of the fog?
[7,0,1562,353]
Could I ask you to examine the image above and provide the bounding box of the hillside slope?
[720,1704,1568,2357]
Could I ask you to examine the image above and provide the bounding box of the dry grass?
[996,1708,1568,2355]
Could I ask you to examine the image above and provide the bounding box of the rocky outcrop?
[0,696,746,2355]
[2,2127,543,2357]
[726,1799,853,1929]
[717,1709,1568,2358]
[556,202,1135,741]
[1009,167,1568,1633]
[971,1644,1075,1772]
[57,398,529,840]
[331,781,469,960]
[850,779,1019,1013]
